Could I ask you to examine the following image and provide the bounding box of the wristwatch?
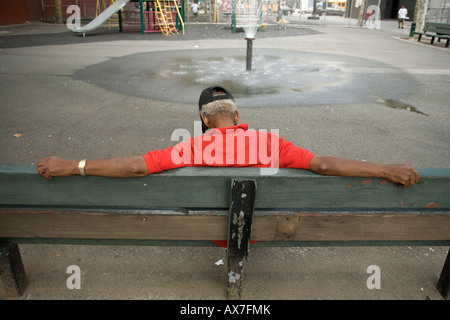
[78,159,87,176]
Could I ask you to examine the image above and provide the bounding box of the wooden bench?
[1,165,449,299]
[413,22,450,48]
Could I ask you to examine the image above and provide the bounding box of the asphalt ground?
[0,16,449,307]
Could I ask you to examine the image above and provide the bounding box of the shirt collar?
[206,123,248,135]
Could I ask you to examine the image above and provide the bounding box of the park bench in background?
[0,165,449,299]
[414,22,450,48]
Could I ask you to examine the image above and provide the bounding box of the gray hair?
[200,99,237,117]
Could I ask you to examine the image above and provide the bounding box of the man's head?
[198,86,239,133]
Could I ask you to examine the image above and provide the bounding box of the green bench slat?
[1,165,450,211]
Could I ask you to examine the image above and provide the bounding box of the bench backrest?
[0,165,449,244]
[424,22,450,35]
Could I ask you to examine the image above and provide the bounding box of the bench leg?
[226,179,256,300]
[436,248,450,300]
[0,244,28,299]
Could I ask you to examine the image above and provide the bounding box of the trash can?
[410,22,416,37]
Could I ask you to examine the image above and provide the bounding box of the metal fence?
[41,0,98,21]
[185,0,360,27]
[427,0,450,23]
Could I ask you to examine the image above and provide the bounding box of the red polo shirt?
[142,123,314,174]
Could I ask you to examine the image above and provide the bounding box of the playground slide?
[73,0,131,35]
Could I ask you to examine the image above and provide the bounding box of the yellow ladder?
[155,0,184,36]
[96,0,120,30]
[107,0,120,30]
[108,13,119,30]
[95,0,106,17]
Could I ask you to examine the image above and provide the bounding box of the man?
[38,86,419,188]
[398,5,408,29]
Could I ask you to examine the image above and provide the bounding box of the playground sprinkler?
[246,37,254,71]
[238,0,262,71]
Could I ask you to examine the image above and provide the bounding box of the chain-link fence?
[185,0,360,27]
[427,0,450,23]
[41,0,98,22]
[39,0,416,30]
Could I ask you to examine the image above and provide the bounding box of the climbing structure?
[89,0,185,36]
[96,0,120,30]
[107,1,120,30]
[154,0,184,35]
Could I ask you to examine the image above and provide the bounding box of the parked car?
[317,4,345,16]
[300,7,314,14]
[280,6,294,15]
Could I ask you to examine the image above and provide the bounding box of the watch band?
[78,159,87,176]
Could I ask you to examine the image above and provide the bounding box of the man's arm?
[308,155,419,188]
[37,156,149,180]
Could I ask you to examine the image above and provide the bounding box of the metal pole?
[348,0,353,27]
[437,249,450,299]
[226,179,256,300]
[246,37,254,71]
[0,244,28,299]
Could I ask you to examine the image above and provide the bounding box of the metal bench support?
[0,244,28,299]
[437,249,450,299]
[226,179,256,300]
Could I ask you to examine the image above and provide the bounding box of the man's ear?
[200,114,210,128]
[234,110,240,125]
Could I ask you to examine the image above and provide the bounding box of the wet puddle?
[75,49,420,107]
[379,98,428,116]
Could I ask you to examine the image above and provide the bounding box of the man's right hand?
[37,156,79,180]
[37,155,149,179]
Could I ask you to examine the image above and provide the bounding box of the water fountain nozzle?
[246,38,254,71]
